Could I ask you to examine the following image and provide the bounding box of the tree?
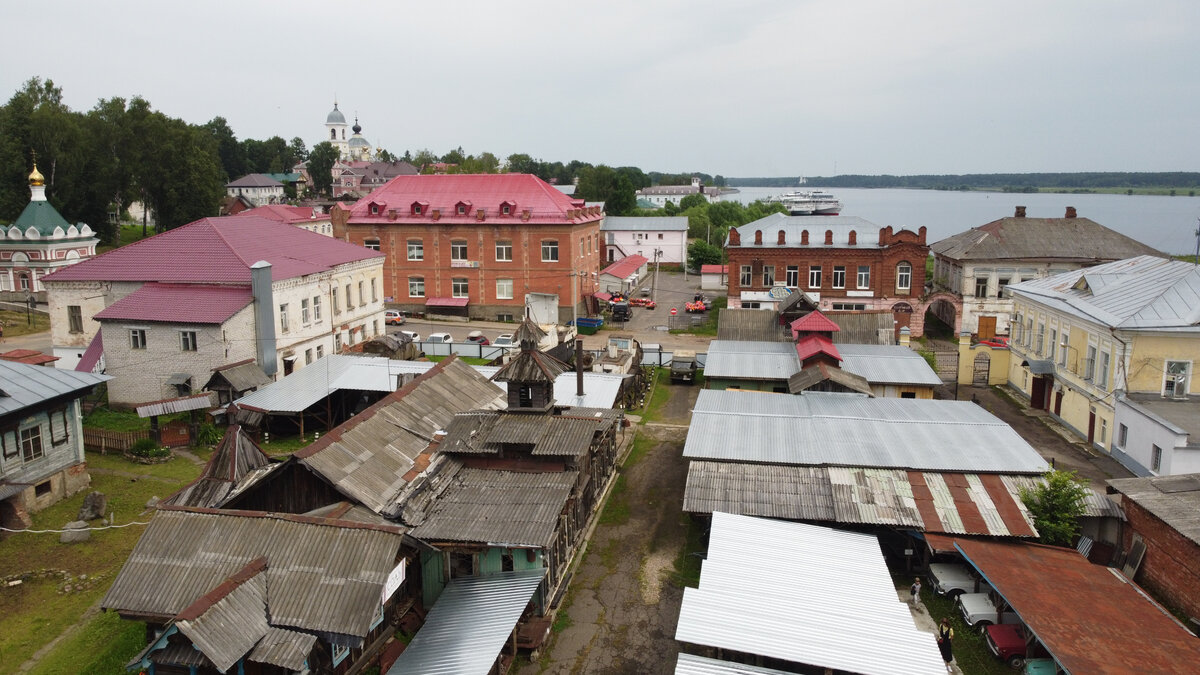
[605,175,636,216]
[687,240,723,271]
[412,149,437,172]
[288,137,308,164]
[678,193,707,211]
[1019,469,1088,546]
[307,141,338,197]
[202,116,245,180]
[506,153,539,174]
[576,165,616,202]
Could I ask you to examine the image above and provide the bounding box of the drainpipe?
[251,261,277,377]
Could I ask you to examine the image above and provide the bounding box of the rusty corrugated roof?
[956,539,1200,674]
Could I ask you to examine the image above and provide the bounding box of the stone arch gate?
[906,292,962,338]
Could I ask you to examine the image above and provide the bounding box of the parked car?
[670,350,698,384]
[928,563,991,598]
[427,332,453,344]
[978,335,1010,348]
[1022,659,1057,675]
[611,301,632,322]
[985,623,1046,669]
[398,330,420,342]
[957,592,1020,630]
[466,330,490,346]
[384,310,406,325]
[494,334,515,348]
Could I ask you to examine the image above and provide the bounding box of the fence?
[415,342,511,360]
[82,427,150,454]
[640,351,708,368]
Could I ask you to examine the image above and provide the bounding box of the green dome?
[13,200,70,236]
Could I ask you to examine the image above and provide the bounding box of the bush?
[195,423,222,446]
[128,438,170,459]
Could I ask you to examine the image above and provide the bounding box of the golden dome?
[28,162,45,187]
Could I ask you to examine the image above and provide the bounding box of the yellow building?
[1005,256,1200,453]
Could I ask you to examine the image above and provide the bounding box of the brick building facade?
[725,214,939,335]
[332,174,605,323]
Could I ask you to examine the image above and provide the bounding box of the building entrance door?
[978,315,996,341]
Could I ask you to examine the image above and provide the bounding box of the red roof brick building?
[332,174,605,323]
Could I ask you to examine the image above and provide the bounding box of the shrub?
[195,423,222,446]
[128,438,170,459]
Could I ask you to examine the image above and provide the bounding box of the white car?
[426,332,453,344]
[957,592,1020,630]
[928,563,991,598]
[493,334,515,347]
[384,309,405,325]
[398,330,420,342]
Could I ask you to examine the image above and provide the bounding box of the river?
[726,187,1200,256]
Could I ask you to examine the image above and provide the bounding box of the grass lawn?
[633,368,671,423]
[425,354,494,366]
[0,310,50,337]
[96,224,154,254]
[0,452,201,674]
[896,574,1011,675]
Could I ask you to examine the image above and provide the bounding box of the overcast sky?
[4,1,1198,178]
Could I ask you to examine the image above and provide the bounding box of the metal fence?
[640,351,708,368]
[413,341,708,370]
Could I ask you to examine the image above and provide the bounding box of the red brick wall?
[1122,499,1200,620]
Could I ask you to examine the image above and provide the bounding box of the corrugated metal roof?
[246,627,316,671]
[930,213,1163,262]
[602,216,689,231]
[675,653,796,675]
[788,362,874,395]
[94,283,252,324]
[956,539,1200,674]
[176,563,268,673]
[1008,255,1200,330]
[703,340,939,386]
[838,344,943,386]
[165,426,272,508]
[716,309,789,342]
[0,360,110,418]
[297,359,506,515]
[684,390,1049,474]
[731,213,888,248]
[386,568,546,675]
[599,254,649,281]
[1108,474,1200,544]
[409,468,578,547]
[675,513,946,675]
[206,360,272,393]
[102,509,404,638]
[136,392,216,417]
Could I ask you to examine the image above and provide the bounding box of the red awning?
[594,292,612,302]
[425,297,469,307]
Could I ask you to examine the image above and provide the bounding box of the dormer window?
[500,200,516,216]
[369,204,379,215]
[457,204,465,215]
[411,201,428,216]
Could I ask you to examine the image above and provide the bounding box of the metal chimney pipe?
[251,261,277,377]
[575,338,585,397]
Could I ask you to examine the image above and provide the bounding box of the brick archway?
[910,292,962,338]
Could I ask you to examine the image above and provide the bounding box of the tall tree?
[1019,469,1088,546]
[287,137,308,164]
[307,141,338,196]
[202,116,246,181]
[506,153,539,174]
[605,174,636,216]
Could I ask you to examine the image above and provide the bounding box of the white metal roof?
[675,512,946,675]
[684,390,1049,474]
[602,215,689,231]
[0,360,110,417]
[675,653,796,675]
[1008,255,1200,331]
[730,213,885,248]
[385,569,545,675]
[703,340,941,386]
[234,356,624,412]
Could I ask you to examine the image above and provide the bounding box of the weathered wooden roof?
[175,558,270,673]
[205,359,272,392]
[102,508,405,639]
[491,348,570,384]
[164,425,272,508]
[439,411,604,457]
[788,362,874,395]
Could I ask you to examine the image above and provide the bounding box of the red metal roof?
[234,204,327,225]
[94,284,253,324]
[790,310,841,334]
[699,265,728,274]
[599,254,649,281]
[425,297,469,307]
[75,330,103,373]
[956,539,1200,673]
[0,349,59,365]
[42,216,382,284]
[343,174,603,225]
[794,334,841,363]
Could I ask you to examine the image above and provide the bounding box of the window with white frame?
[130,328,147,349]
[301,298,311,325]
[333,289,340,314]
[1099,417,1108,444]
[313,296,322,322]
[409,277,425,298]
[316,344,324,358]
[541,240,559,262]
[1164,360,1191,398]
[496,278,513,300]
[740,265,752,286]
[452,278,468,298]
[344,285,352,310]
[451,240,468,261]
[1084,345,1097,380]
[808,265,822,288]
[496,241,512,261]
[1059,328,1069,366]
[68,305,83,333]
[856,265,870,289]
[896,262,912,291]
[305,348,313,365]
[180,331,197,352]
[763,265,775,286]
[1036,323,1045,355]
[1048,328,1057,361]
[280,304,290,333]
[785,266,799,288]
[407,240,424,260]
[1152,444,1163,472]
[832,266,846,289]
[974,276,989,297]
[1025,319,1033,347]
[1098,350,1111,389]
[371,278,378,303]
[1117,423,1128,448]
[358,281,366,307]
[20,426,43,462]
[364,238,380,251]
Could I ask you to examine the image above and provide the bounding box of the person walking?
[909,577,922,606]
[937,617,955,672]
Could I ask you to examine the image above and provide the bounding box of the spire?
[28,152,46,202]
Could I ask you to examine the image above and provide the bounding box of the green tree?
[678,193,707,211]
[605,175,636,216]
[288,137,308,164]
[412,149,438,172]
[441,146,465,164]
[202,116,245,180]
[576,165,617,202]
[687,239,723,271]
[1019,469,1088,546]
[506,153,539,174]
[662,200,679,216]
[307,141,339,197]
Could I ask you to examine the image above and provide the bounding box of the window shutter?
[51,408,69,445]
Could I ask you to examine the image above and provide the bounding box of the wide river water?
[727,186,1200,256]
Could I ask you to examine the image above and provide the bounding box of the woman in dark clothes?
[937,617,955,671]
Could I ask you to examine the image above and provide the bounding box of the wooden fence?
[82,428,150,454]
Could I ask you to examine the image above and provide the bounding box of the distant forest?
[730,173,1200,192]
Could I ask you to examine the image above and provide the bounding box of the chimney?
[848,230,857,246]
[1014,206,1026,218]
[1065,206,1077,218]
[251,261,277,377]
[777,230,786,245]
[729,228,741,246]
[575,338,585,398]
[801,230,809,245]
[824,230,833,245]
[754,230,762,245]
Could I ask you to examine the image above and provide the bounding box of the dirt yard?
[520,380,700,675]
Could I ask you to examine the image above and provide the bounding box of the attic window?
[457,204,466,215]
[502,204,511,215]
[369,204,380,215]
[412,202,423,216]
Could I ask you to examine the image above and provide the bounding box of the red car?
[977,336,1010,348]
[985,623,1046,669]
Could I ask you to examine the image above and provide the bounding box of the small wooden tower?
[490,316,569,413]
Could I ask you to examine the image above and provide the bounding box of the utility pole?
[571,270,578,330]
[651,249,661,304]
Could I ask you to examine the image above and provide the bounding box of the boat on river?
[770,190,842,215]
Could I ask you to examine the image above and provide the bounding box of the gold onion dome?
[28,163,45,186]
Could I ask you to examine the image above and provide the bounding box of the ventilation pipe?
[251,261,277,377]
[576,338,585,398]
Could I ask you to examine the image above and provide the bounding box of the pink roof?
[795,334,842,363]
[344,174,603,226]
[600,254,649,280]
[0,349,59,365]
[94,284,253,324]
[790,311,841,334]
[700,265,728,274]
[234,204,327,225]
[76,330,104,372]
[42,216,382,284]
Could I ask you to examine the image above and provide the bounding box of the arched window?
[896,261,912,290]
[330,129,336,140]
